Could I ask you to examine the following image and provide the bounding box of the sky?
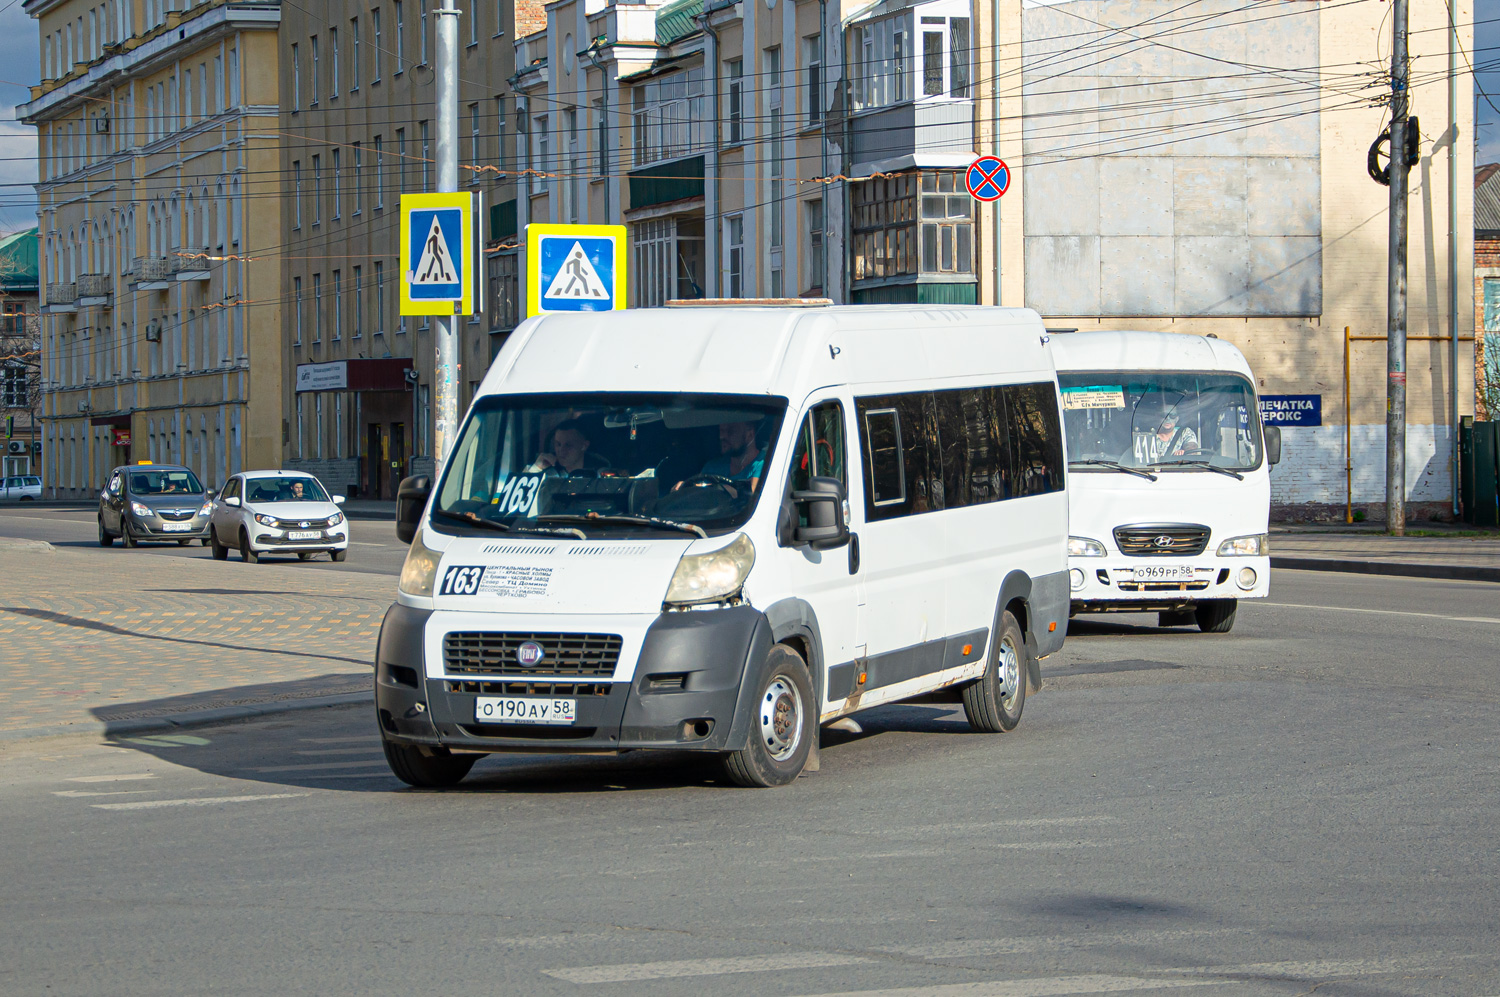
[0,2,1494,233]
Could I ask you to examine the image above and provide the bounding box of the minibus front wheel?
[722,644,816,788]
[381,739,478,788]
[962,610,1027,733]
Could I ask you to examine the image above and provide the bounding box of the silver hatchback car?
[98,464,213,547]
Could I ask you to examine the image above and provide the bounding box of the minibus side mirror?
[790,476,850,550]
[1264,426,1282,466]
[396,475,432,545]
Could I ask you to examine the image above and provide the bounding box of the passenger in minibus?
[528,419,607,477]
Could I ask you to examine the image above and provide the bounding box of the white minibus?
[376,304,1070,788]
[1051,331,1280,633]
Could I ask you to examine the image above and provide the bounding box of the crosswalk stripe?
[892,929,1235,960]
[545,952,873,984]
[251,760,391,773]
[66,773,157,783]
[786,975,1222,997]
[1161,958,1452,977]
[92,793,309,810]
[53,790,152,798]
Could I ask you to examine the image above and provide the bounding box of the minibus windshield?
[1059,371,1263,471]
[433,392,788,537]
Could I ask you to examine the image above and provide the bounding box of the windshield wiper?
[1147,459,1245,481]
[431,508,587,539]
[1069,458,1158,482]
[536,513,708,539]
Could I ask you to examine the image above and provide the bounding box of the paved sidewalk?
[1271,526,1500,583]
[0,539,390,739]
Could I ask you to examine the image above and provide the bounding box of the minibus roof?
[483,306,1054,401]
[1049,330,1253,378]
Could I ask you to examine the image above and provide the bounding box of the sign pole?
[1385,0,1409,535]
[433,0,461,467]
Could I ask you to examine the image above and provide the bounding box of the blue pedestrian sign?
[526,223,628,315]
[400,192,478,316]
[966,156,1011,202]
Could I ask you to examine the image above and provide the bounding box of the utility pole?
[433,0,460,466]
[1385,0,1409,535]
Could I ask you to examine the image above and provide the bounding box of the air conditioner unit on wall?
[144,322,161,342]
[7,441,26,455]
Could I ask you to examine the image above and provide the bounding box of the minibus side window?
[788,401,847,526]
[1004,382,1065,497]
[862,407,905,509]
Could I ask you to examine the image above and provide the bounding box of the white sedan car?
[209,470,350,563]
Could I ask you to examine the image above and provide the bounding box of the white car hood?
[245,501,341,519]
[427,532,700,615]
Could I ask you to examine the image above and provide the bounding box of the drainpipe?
[698,10,723,297]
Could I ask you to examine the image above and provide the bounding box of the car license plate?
[160,523,193,532]
[474,697,576,725]
[287,530,321,541]
[1133,564,1195,582]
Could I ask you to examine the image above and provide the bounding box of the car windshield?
[1059,371,1263,470]
[245,477,330,503]
[130,469,204,494]
[434,392,788,537]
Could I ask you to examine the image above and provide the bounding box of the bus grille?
[443,632,622,677]
[1113,524,1211,557]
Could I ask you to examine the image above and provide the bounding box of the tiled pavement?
[0,539,391,737]
[1271,527,1500,581]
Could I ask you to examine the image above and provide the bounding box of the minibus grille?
[1113,525,1210,557]
[443,632,623,677]
[446,680,611,697]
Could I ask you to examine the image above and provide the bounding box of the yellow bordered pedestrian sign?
[526,223,628,315]
[401,192,478,316]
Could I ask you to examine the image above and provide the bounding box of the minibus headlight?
[1216,534,1269,556]
[398,529,443,597]
[1068,536,1107,557]
[664,534,755,607]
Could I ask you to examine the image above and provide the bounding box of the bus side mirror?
[396,475,432,545]
[791,476,850,550]
[1264,426,1282,466]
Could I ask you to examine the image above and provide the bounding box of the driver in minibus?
[1155,407,1200,458]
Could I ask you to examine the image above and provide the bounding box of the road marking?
[66,773,157,783]
[545,952,874,984]
[498,933,622,948]
[787,976,1221,997]
[296,772,398,779]
[53,790,152,798]
[91,793,309,810]
[1161,958,1458,977]
[298,736,376,744]
[862,817,1116,836]
[1253,602,1500,626]
[892,929,1236,960]
[251,760,391,773]
[294,747,382,756]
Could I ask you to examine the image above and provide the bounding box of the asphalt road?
[0,504,412,575]
[2,534,1498,994]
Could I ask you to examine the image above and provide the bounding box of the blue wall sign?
[1259,394,1322,427]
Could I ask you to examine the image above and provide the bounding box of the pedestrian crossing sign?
[526,223,627,315]
[400,192,478,316]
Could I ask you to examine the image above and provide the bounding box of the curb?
[0,691,372,743]
[1271,556,1500,585]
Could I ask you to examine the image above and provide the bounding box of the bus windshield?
[434,392,788,537]
[1059,371,1263,471]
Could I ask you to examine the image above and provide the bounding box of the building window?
[372,7,381,82]
[469,102,481,183]
[291,43,300,111]
[633,218,673,308]
[419,0,428,65]
[420,120,429,189]
[632,68,706,167]
[292,160,302,228]
[725,215,743,298]
[396,128,406,194]
[374,261,385,333]
[727,59,743,144]
[330,26,339,97]
[566,107,580,222]
[350,17,360,91]
[332,269,343,340]
[848,12,909,111]
[394,0,404,74]
[919,171,973,272]
[532,114,548,195]
[331,148,341,219]
[311,154,321,224]
[2,364,28,408]
[310,34,318,105]
[353,266,363,338]
[312,273,323,342]
[487,252,519,331]
[293,275,303,344]
[352,142,362,214]
[850,170,973,282]
[373,135,384,208]
[495,97,506,172]
[805,35,822,125]
[805,198,824,293]
[468,0,478,44]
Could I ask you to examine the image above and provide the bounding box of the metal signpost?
[525,223,629,316]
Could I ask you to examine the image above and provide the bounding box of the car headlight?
[1068,536,1107,557]
[663,533,755,607]
[328,512,345,526]
[197,500,213,517]
[254,513,279,527]
[130,501,152,517]
[1216,533,1269,556]
[398,529,442,597]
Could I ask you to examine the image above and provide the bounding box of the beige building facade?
[20,0,284,499]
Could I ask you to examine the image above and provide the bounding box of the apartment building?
[0,228,41,476]
[19,0,284,498]
[276,0,537,498]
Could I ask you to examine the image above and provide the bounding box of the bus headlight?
[664,534,755,608]
[1068,536,1107,557]
[398,529,442,597]
[1216,534,1269,556]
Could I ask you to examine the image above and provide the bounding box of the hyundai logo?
[1154,535,1176,547]
[516,641,545,667]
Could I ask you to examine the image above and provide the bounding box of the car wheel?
[97,518,114,547]
[239,529,259,563]
[962,609,1027,733]
[381,737,477,788]
[330,549,347,563]
[210,530,229,560]
[721,644,816,788]
[1195,599,1238,633]
[122,521,138,548]
[19,495,33,502]
[200,537,211,546]
[177,539,192,546]
[297,552,312,561]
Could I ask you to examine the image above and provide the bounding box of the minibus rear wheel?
[1195,599,1237,633]
[962,610,1026,733]
[722,644,815,788]
[381,738,477,788]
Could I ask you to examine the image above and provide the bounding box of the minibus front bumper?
[1068,555,1270,612]
[375,603,773,753]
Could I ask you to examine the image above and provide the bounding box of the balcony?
[849,101,975,175]
[77,273,113,307]
[44,282,77,313]
[132,257,172,290]
[172,252,212,281]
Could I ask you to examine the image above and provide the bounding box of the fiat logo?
[1154,535,1176,547]
[516,641,545,667]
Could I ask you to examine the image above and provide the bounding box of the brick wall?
[1270,423,1455,522]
